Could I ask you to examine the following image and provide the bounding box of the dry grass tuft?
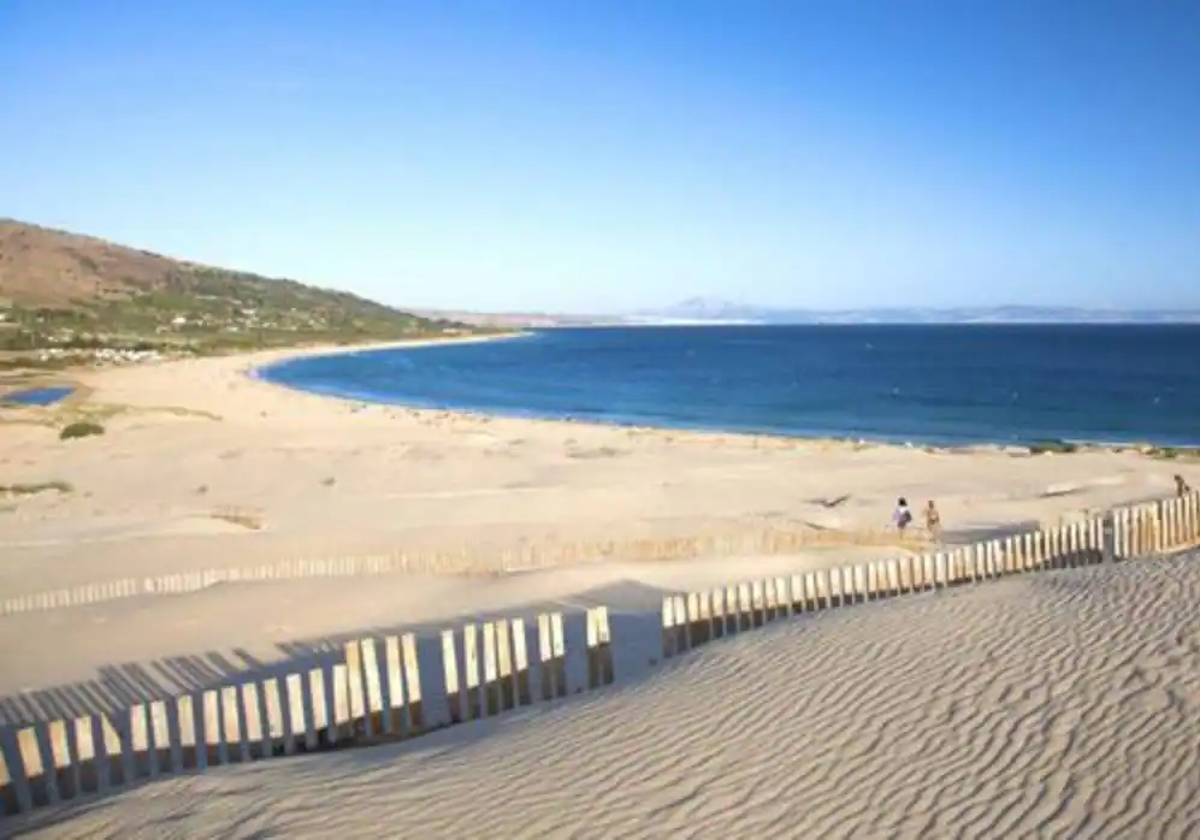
[0,479,74,497]
[208,506,265,530]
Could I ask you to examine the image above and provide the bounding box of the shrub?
[60,420,105,440]
[1028,439,1078,455]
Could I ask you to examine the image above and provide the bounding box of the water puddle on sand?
[1,385,75,406]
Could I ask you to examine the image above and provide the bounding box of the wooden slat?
[262,678,285,757]
[671,594,688,651]
[402,633,424,731]
[511,618,532,705]
[361,638,385,735]
[99,714,123,787]
[537,614,555,698]
[384,635,406,734]
[344,641,367,734]
[1,731,25,815]
[659,600,675,659]
[72,715,96,795]
[330,664,351,743]
[45,720,69,803]
[173,697,194,770]
[149,700,171,774]
[220,687,242,760]
[550,613,567,697]
[307,667,327,750]
[482,621,500,716]
[129,704,150,780]
[711,588,727,638]
[724,585,739,634]
[14,728,39,812]
[496,619,516,711]
[240,684,262,761]
[441,629,463,725]
[284,673,306,754]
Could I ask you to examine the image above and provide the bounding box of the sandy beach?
[1,336,1197,716]
[9,553,1200,839]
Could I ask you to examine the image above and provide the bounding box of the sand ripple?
[11,556,1200,840]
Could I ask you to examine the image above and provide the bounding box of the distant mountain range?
[424,297,1200,327]
[634,297,1200,325]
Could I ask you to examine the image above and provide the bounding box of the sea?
[259,325,1200,448]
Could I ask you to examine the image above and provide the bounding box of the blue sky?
[3,1,1198,313]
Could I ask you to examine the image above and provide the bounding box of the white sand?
[1,338,1189,591]
[0,338,1196,717]
[11,555,1200,839]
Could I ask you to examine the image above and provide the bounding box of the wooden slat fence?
[0,607,614,818]
[661,491,1200,661]
[2,491,1198,820]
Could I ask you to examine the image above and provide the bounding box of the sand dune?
[1,341,1194,602]
[10,554,1200,839]
[0,549,889,728]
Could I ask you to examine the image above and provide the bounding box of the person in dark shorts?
[893,497,913,535]
[1177,474,1191,497]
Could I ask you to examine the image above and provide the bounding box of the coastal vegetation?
[0,218,491,367]
[0,479,74,497]
[59,419,105,440]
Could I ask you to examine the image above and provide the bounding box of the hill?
[0,219,477,357]
[641,297,1200,324]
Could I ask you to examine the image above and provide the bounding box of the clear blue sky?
[3,1,1198,313]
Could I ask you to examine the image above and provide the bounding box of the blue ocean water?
[260,326,1200,447]
[1,386,75,406]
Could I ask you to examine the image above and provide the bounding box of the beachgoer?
[925,500,942,541]
[1176,475,1191,497]
[893,497,912,535]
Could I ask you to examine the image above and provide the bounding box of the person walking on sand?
[1177,474,1192,497]
[893,497,913,536]
[925,500,942,542]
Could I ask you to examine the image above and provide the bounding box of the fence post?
[72,715,95,796]
[1104,510,1116,562]
[660,599,676,660]
[465,623,484,713]
[442,629,464,725]
[361,638,385,734]
[16,727,43,811]
[401,633,425,730]
[240,684,263,761]
[511,618,532,706]
[685,592,701,644]
[495,619,516,711]
[261,678,284,757]
[711,588,727,638]
[724,585,738,635]
[482,621,500,716]
[306,668,326,751]
[586,606,614,688]
[672,594,689,650]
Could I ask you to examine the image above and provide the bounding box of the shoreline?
[248,329,535,376]
[10,329,1194,461]
[249,336,1200,459]
[3,331,1197,573]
